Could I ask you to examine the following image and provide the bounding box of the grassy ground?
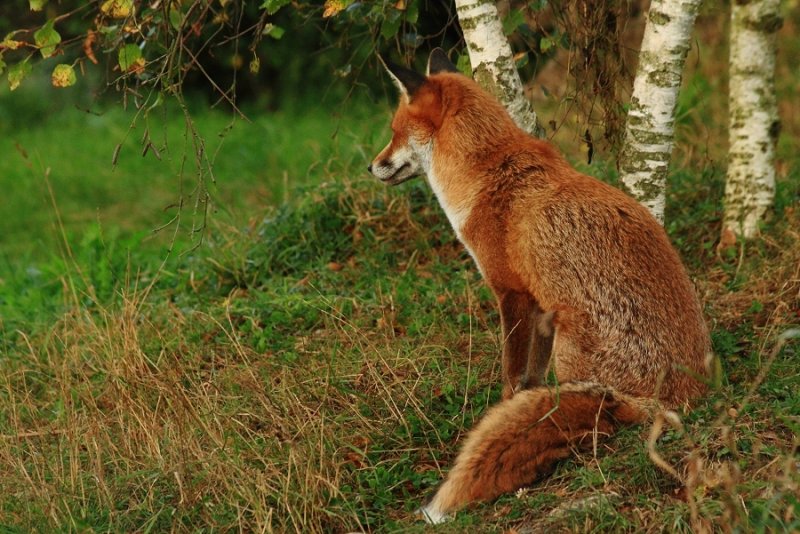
[1,10,799,534]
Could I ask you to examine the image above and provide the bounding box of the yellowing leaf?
[118,43,143,72]
[101,0,134,18]
[249,56,260,74]
[34,20,61,58]
[29,0,47,11]
[1,38,22,50]
[52,64,77,87]
[8,60,31,91]
[323,0,346,18]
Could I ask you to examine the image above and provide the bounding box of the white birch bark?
[454,0,544,137]
[722,0,781,240]
[618,0,702,224]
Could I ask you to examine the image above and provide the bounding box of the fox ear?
[378,55,426,97]
[427,48,459,75]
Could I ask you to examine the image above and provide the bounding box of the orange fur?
[369,50,711,520]
[423,383,655,516]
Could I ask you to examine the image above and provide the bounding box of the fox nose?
[367,163,373,174]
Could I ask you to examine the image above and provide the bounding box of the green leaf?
[456,53,472,76]
[405,0,419,24]
[51,63,77,87]
[8,60,31,91]
[29,0,47,11]
[261,0,291,15]
[540,36,555,53]
[0,56,5,77]
[263,24,285,40]
[380,11,402,39]
[34,20,61,59]
[169,9,182,30]
[502,9,525,36]
[118,43,142,71]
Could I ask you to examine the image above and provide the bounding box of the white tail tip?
[416,503,452,524]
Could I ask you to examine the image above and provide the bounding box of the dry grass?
[0,181,499,532]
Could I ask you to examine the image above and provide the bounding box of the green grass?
[0,74,387,261]
[1,15,800,533]
[1,133,797,532]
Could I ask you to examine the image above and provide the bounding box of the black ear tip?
[379,54,427,96]
[430,48,448,61]
[428,47,460,74]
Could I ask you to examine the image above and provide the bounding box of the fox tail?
[418,382,657,524]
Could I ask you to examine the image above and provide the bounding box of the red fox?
[368,49,711,523]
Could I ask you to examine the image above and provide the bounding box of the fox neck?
[420,142,477,244]
[423,149,495,280]
[421,127,514,243]
[417,88,523,247]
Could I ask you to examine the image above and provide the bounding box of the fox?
[367,48,711,523]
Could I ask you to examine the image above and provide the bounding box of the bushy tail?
[419,382,657,524]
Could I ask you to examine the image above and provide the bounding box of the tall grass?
[1,176,502,531]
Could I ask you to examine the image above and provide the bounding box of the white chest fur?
[416,143,483,275]
[426,166,472,241]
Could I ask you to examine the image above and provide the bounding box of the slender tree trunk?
[618,0,702,224]
[454,0,544,137]
[722,0,781,241]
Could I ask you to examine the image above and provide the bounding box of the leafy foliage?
[0,0,443,99]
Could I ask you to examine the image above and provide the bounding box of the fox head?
[368,48,460,185]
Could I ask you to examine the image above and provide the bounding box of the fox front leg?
[498,291,550,400]
[521,306,554,389]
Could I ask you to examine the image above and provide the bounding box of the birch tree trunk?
[454,0,544,137]
[618,0,702,224]
[722,0,781,240]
